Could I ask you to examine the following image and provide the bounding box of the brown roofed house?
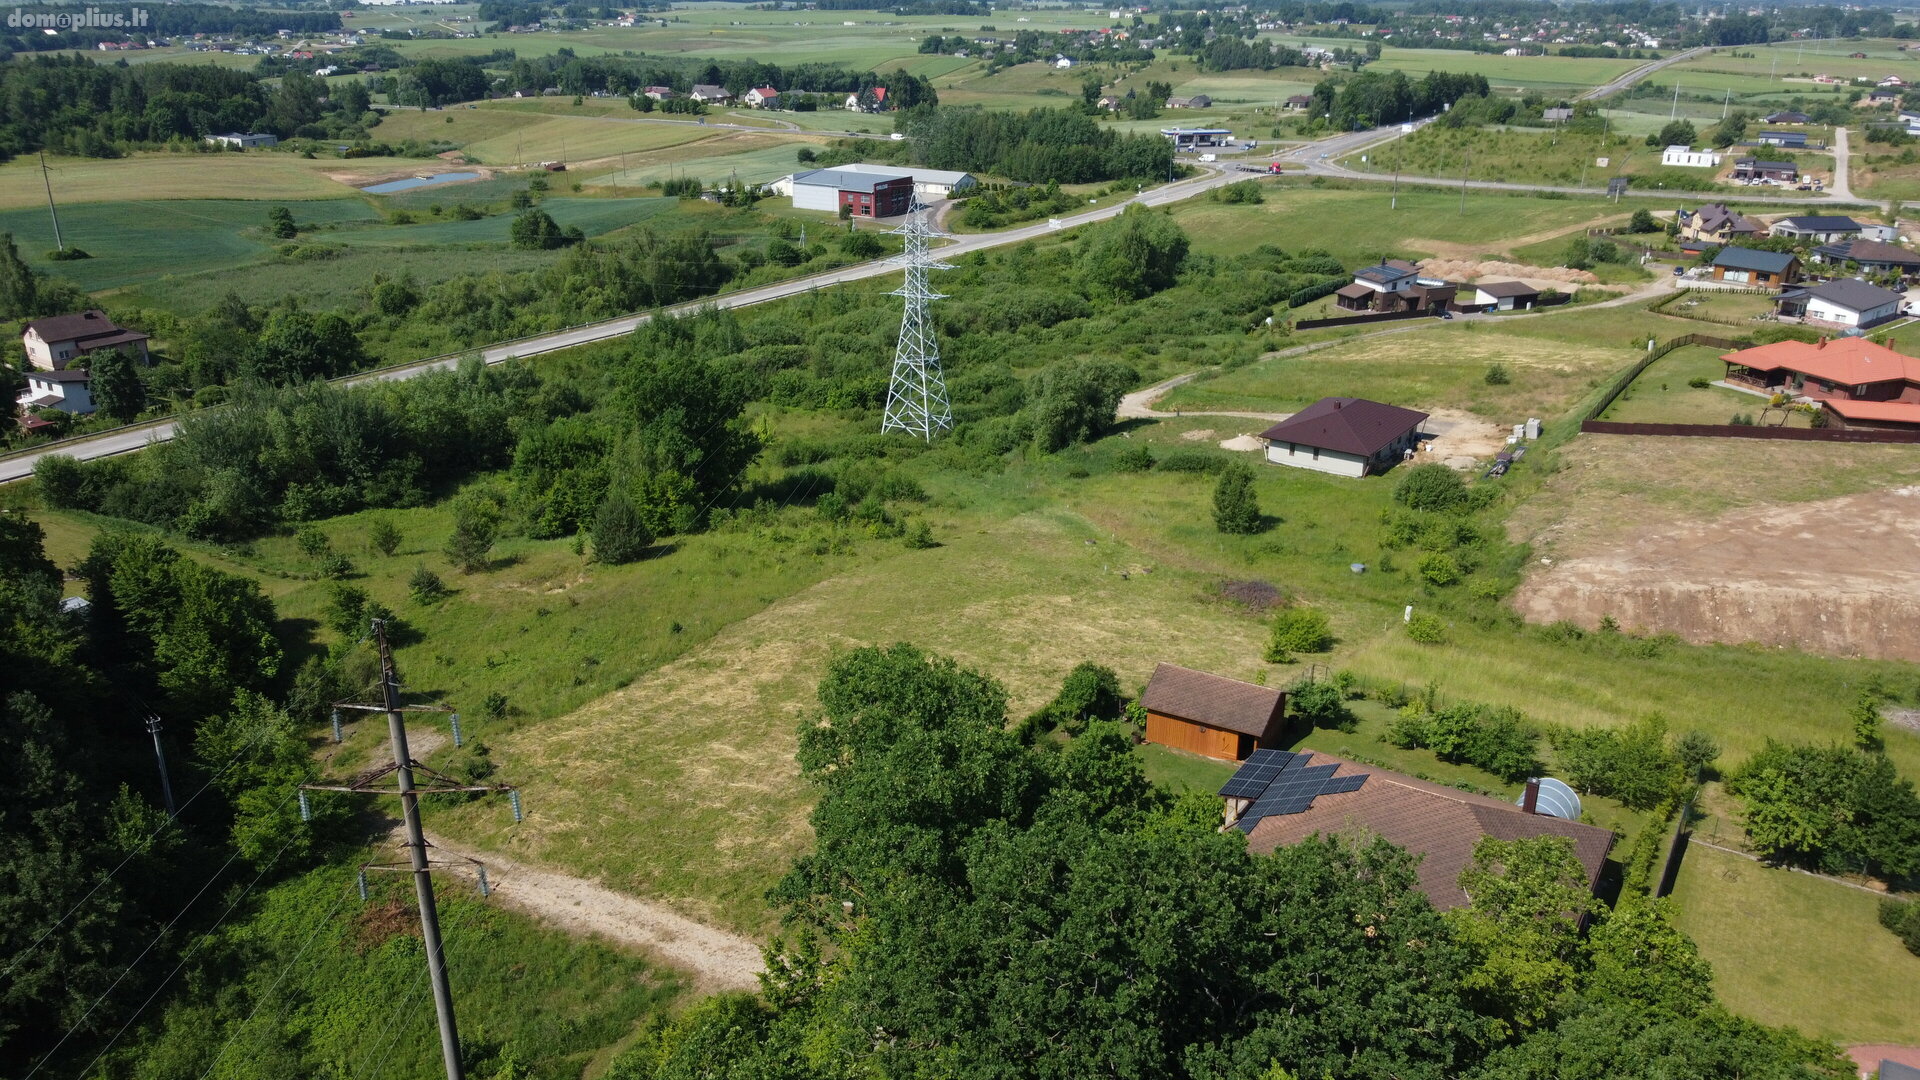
[1140,663,1287,762]
[23,309,150,371]
[1224,749,1617,910]
[1257,396,1428,478]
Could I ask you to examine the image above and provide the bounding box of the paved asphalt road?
[1578,46,1712,100]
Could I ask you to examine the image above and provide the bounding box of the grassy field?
[1162,325,1628,421]
[376,106,730,166]
[1363,49,1642,92]
[1671,842,1920,1044]
[1172,183,1640,262]
[1341,125,1833,189]
[588,140,814,190]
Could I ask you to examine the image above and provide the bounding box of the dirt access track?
[1515,486,1920,662]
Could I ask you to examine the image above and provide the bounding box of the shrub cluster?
[1388,698,1541,782]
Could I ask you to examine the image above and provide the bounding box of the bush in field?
[592,488,654,565]
[1290,677,1355,731]
[1394,463,1467,513]
[1406,611,1447,644]
[1212,462,1262,534]
[1265,606,1333,663]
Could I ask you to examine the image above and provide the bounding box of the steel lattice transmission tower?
[880,199,954,440]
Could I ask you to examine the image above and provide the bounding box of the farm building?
[1709,247,1801,289]
[1165,94,1212,108]
[15,368,94,416]
[1471,280,1542,310]
[1755,130,1809,148]
[1681,203,1763,245]
[23,310,150,370]
[1660,145,1722,168]
[785,167,914,217]
[1721,337,1920,429]
[1224,750,1617,911]
[1770,215,1863,243]
[1257,396,1428,478]
[205,132,277,148]
[1775,279,1904,329]
[1139,664,1287,762]
[1731,157,1798,183]
[1282,94,1313,110]
[1812,238,1920,275]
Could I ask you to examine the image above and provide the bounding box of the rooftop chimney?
[1522,778,1541,815]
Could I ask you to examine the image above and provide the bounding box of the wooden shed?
[1139,663,1287,762]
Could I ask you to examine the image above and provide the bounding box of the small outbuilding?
[1140,663,1287,762]
[1257,396,1428,478]
[1472,280,1541,310]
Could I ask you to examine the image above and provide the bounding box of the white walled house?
[23,310,150,371]
[1778,278,1904,329]
[744,86,780,108]
[16,368,94,415]
[205,132,278,148]
[1257,397,1428,479]
[1661,145,1723,168]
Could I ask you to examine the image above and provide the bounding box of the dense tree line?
[0,56,371,160]
[0,516,342,1075]
[1306,69,1492,130]
[493,50,935,104]
[901,105,1173,184]
[599,644,1853,1080]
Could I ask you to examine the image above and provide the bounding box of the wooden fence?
[1294,309,1437,330]
[1582,333,1744,422]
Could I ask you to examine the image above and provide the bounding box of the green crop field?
[0,151,398,209]
[589,142,818,190]
[1672,843,1920,1044]
[1364,49,1641,92]
[0,197,380,291]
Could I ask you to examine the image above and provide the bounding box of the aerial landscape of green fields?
[1,0,1917,1077]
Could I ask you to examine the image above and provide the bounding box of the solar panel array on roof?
[1218,748,1295,799]
[1218,751,1367,832]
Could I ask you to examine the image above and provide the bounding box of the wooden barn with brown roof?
[1220,749,1616,910]
[1139,663,1286,762]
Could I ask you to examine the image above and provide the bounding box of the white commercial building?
[1660,145,1723,168]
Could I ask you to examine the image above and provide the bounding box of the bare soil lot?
[1511,436,1920,660]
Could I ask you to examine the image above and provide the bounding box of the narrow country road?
[1828,125,1856,204]
[1578,46,1713,101]
[420,831,765,993]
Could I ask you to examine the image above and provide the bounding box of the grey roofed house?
[1257,397,1429,459]
[1771,214,1862,237]
[1763,110,1810,123]
[1140,663,1285,739]
[1542,106,1573,121]
[1712,247,1798,275]
[1792,277,1904,313]
[1691,202,1761,236]
[791,167,912,194]
[1881,1062,1920,1080]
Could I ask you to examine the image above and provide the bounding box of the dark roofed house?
[1684,202,1763,245]
[1710,246,1801,289]
[1813,238,1920,275]
[1140,663,1287,762]
[1282,94,1313,110]
[1770,214,1862,243]
[1776,278,1905,329]
[23,309,150,371]
[1763,110,1810,124]
[1226,750,1617,910]
[1471,280,1541,310]
[1756,129,1808,148]
[1258,396,1428,478]
[1732,157,1799,182]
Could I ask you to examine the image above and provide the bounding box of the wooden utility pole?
[303,620,523,1080]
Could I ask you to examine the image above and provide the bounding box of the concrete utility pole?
[1671,82,1681,120]
[302,620,523,1080]
[39,152,62,251]
[144,714,175,816]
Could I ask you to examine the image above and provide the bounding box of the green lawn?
[1671,842,1920,1045]
[1137,743,1238,794]
[1598,344,1802,425]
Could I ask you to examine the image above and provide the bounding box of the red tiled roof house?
[1721,337,1920,429]
[1140,663,1286,762]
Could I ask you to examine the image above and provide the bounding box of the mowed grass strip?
[1670,842,1920,1044]
[1598,343,1806,426]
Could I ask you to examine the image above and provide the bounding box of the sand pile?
[1419,258,1601,288]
